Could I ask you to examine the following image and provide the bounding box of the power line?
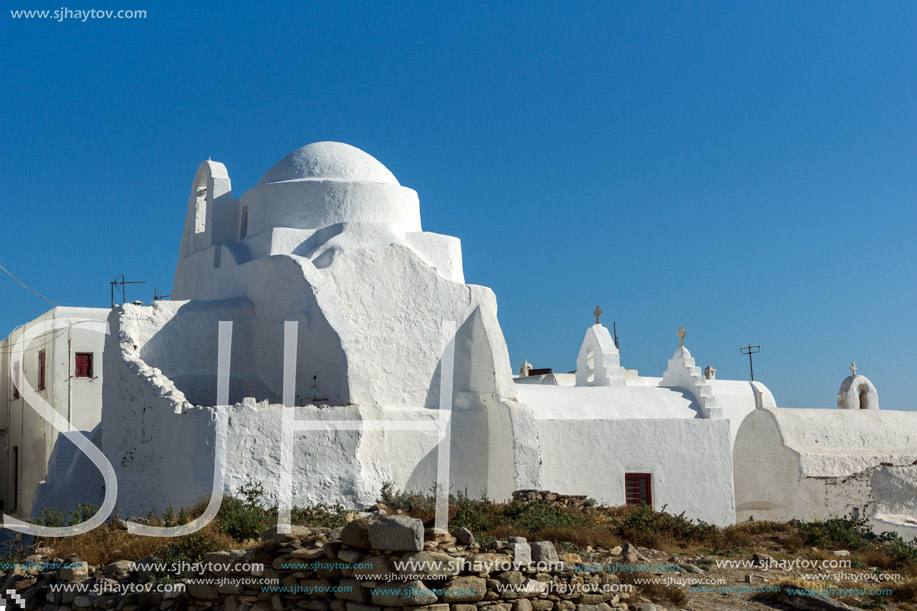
[0,263,59,306]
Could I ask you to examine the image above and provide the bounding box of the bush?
[877,533,917,569]
[797,515,873,550]
[379,481,440,514]
[156,532,221,577]
[216,482,270,542]
[290,503,349,528]
[609,504,717,549]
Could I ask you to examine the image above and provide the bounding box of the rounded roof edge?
[258,142,400,186]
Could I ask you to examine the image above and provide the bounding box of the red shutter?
[75,353,93,378]
[625,473,652,507]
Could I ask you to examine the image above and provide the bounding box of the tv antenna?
[110,273,146,307]
[740,344,760,381]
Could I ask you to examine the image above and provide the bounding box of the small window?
[12,362,20,399]
[625,473,652,507]
[239,205,248,240]
[858,385,869,410]
[38,349,46,391]
[75,353,93,378]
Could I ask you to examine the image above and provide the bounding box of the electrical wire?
[0,263,58,306]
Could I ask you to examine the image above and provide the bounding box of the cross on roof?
[677,325,687,348]
[850,362,857,377]
[594,305,602,325]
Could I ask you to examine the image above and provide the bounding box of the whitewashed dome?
[258,142,400,186]
[241,141,421,235]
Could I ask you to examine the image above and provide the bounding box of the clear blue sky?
[1,1,915,410]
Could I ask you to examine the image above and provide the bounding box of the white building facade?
[0,307,108,518]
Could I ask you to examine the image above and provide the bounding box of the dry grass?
[40,520,237,566]
[20,488,917,611]
[890,578,917,605]
[615,570,687,607]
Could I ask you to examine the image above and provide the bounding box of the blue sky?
[1,1,915,410]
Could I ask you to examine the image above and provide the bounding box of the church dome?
[258,142,400,186]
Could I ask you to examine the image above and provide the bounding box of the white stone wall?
[734,407,917,538]
[534,416,736,525]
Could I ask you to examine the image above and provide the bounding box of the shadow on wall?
[406,306,513,498]
[136,296,348,407]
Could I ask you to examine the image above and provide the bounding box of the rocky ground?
[2,491,912,611]
[0,515,897,611]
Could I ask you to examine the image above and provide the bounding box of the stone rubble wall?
[1,515,643,611]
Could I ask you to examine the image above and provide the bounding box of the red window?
[625,473,652,507]
[75,353,93,378]
[38,350,46,391]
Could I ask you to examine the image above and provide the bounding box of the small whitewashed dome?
[258,142,400,186]
[241,141,421,235]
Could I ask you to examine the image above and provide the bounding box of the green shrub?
[797,515,873,550]
[290,503,349,528]
[876,533,917,568]
[35,507,66,528]
[609,504,716,547]
[157,532,220,576]
[216,482,269,541]
[379,481,439,514]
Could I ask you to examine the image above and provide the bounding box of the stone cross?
[850,362,857,377]
[594,305,602,325]
[677,325,686,348]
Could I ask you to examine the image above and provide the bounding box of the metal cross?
[594,305,602,325]
[740,344,761,381]
[677,325,686,347]
[850,362,857,377]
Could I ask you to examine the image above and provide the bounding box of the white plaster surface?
[734,407,917,537]
[533,415,736,525]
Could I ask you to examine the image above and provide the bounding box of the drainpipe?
[68,324,72,426]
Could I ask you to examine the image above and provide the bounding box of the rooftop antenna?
[110,273,146,307]
[740,344,760,381]
[613,321,620,349]
[154,288,171,301]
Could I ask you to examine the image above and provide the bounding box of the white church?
[4,142,915,536]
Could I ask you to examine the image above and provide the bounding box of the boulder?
[508,542,532,566]
[531,542,559,564]
[58,561,89,582]
[341,519,373,549]
[370,580,438,606]
[396,551,461,578]
[441,576,487,602]
[260,525,314,544]
[368,516,424,552]
[453,527,475,546]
